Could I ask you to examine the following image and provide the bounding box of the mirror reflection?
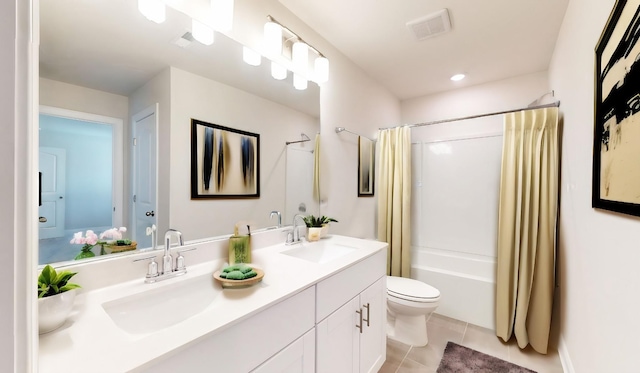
[38,0,320,266]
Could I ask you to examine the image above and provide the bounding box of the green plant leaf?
[37,264,81,298]
[59,283,81,293]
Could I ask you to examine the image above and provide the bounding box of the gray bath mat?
[437,342,536,373]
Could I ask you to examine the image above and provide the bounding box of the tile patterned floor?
[380,314,564,373]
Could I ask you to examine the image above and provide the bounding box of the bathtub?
[411,246,496,329]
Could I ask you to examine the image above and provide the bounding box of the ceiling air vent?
[407,9,452,41]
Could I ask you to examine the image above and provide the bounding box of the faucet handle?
[175,247,197,271]
[134,255,159,279]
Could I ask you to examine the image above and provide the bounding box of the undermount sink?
[102,273,221,335]
[281,241,358,264]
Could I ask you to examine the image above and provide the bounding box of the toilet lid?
[387,276,440,302]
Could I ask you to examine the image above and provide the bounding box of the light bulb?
[264,22,283,57]
[242,46,261,66]
[292,41,309,75]
[314,56,329,84]
[138,0,165,24]
[293,73,308,90]
[450,73,466,81]
[212,0,234,32]
[192,19,214,46]
[271,61,287,80]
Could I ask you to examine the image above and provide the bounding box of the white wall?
[169,67,318,239]
[549,0,640,371]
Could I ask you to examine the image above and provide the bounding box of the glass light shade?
[271,61,287,80]
[292,42,309,74]
[293,73,308,90]
[212,0,234,32]
[138,0,165,24]
[264,22,283,57]
[242,46,261,66]
[192,19,214,46]
[314,56,329,84]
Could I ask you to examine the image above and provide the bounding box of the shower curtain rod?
[379,100,560,130]
[286,133,311,145]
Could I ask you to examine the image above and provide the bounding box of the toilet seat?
[387,276,440,303]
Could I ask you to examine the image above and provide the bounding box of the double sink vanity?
[39,229,388,373]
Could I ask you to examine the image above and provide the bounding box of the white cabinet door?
[316,297,360,373]
[359,277,386,373]
[252,329,315,373]
[316,276,386,373]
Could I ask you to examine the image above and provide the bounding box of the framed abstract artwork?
[593,0,640,216]
[358,136,375,197]
[191,119,260,199]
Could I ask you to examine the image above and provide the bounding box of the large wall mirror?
[39,0,320,266]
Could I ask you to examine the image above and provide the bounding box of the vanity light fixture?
[264,21,283,57]
[211,0,234,32]
[192,19,214,46]
[271,61,287,80]
[243,46,262,66]
[314,56,329,84]
[450,73,466,81]
[138,0,166,24]
[293,73,308,90]
[264,15,330,86]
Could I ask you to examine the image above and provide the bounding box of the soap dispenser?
[228,223,251,264]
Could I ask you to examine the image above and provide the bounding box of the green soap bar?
[219,272,228,278]
[223,264,252,273]
[226,270,245,280]
[243,270,257,279]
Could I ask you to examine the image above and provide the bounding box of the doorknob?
[145,211,155,217]
[39,217,48,223]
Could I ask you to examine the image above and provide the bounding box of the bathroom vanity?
[38,231,387,373]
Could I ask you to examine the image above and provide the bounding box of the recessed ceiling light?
[450,73,466,81]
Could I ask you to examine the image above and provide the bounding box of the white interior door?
[39,147,66,239]
[132,105,158,248]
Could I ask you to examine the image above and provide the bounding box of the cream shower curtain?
[377,126,412,277]
[495,107,559,354]
[313,134,321,202]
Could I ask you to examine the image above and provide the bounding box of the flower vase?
[38,289,76,334]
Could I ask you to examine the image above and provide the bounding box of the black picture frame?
[593,0,640,217]
[358,137,375,197]
[191,119,260,199]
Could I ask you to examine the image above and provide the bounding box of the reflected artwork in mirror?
[358,137,375,197]
[38,0,320,267]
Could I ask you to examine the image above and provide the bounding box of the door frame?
[131,104,159,243]
[39,105,124,227]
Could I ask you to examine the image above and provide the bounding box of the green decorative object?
[38,265,81,299]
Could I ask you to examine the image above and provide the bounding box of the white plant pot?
[307,227,322,242]
[38,289,76,334]
[320,224,329,238]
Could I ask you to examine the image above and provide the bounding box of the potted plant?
[38,265,81,334]
[303,215,338,241]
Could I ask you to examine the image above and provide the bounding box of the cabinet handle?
[355,309,363,334]
[363,303,370,327]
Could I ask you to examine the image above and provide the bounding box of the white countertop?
[38,235,387,373]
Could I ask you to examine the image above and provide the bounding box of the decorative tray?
[213,267,264,288]
[103,241,137,253]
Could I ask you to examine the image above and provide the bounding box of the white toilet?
[386,276,440,347]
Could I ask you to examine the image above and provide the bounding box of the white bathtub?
[411,247,496,329]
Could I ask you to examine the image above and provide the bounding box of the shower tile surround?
[380,313,563,373]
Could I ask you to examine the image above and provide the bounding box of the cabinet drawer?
[316,249,385,322]
[141,286,315,373]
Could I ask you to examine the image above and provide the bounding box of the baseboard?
[558,336,575,373]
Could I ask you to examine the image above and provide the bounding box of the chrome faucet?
[134,228,195,284]
[164,229,184,274]
[270,210,282,228]
[289,214,306,244]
